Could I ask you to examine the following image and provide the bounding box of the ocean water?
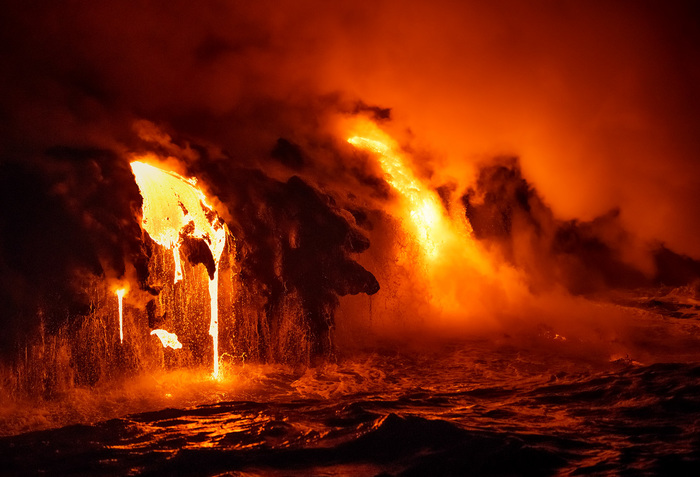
[3,327,700,476]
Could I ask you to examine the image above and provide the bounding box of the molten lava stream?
[209,270,220,378]
[348,136,444,260]
[347,129,504,320]
[130,160,230,378]
[116,288,126,343]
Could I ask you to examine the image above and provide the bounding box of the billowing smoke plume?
[1,1,699,360]
[463,158,700,296]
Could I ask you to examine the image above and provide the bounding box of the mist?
[1,0,699,361]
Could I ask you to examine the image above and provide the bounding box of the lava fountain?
[130,160,230,378]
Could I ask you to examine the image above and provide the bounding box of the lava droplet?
[150,329,183,350]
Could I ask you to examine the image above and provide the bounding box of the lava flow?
[130,160,230,378]
[348,136,444,259]
[150,329,183,350]
[347,127,506,320]
[116,288,126,343]
[2,3,700,475]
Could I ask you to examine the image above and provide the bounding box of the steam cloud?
[463,158,700,296]
[1,1,699,356]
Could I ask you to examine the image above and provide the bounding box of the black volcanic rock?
[180,235,217,280]
[203,164,379,359]
[271,138,305,170]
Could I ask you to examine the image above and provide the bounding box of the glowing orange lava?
[116,288,126,343]
[150,329,183,350]
[348,136,445,259]
[131,160,229,378]
[347,125,506,318]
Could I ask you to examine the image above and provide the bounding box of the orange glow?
[116,288,126,343]
[348,136,444,259]
[130,161,227,282]
[346,121,524,324]
[150,329,183,350]
[131,160,229,379]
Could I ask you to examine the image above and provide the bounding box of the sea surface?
[3,303,700,476]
